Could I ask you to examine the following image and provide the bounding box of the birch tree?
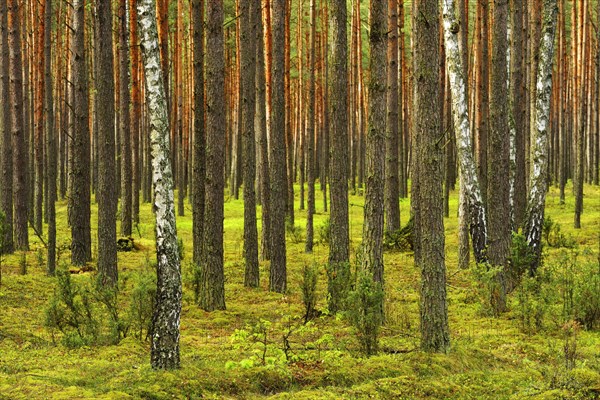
[137,0,183,369]
[523,0,559,273]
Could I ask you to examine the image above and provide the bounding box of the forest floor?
[0,183,599,399]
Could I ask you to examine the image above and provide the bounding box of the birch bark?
[137,0,182,369]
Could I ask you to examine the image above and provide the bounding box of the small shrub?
[507,232,536,291]
[317,218,330,245]
[177,238,185,260]
[35,248,45,269]
[346,271,384,356]
[383,217,413,252]
[45,269,99,347]
[325,261,352,314]
[573,261,600,330]
[301,265,318,323]
[285,219,303,244]
[514,264,554,334]
[471,262,504,317]
[92,279,129,344]
[543,216,576,249]
[562,320,580,371]
[128,270,156,340]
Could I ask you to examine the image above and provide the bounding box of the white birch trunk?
[137,0,182,369]
[524,0,559,272]
[441,0,488,263]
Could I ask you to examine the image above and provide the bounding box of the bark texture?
[361,0,387,285]
[96,0,118,284]
[305,0,316,253]
[327,0,350,311]
[442,0,488,264]
[137,0,182,369]
[192,0,205,267]
[523,0,558,273]
[385,0,400,233]
[269,0,288,293]
[0,0,13,254]
[241,0,259,287]
[119,0,132,237]
[69,0,90,263]
[45,0,56,274]
[414,0,450,353]
[201,0,226,310]
[488,0,510,314]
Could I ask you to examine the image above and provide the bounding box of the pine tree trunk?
[362,0,386,286]
[33,0,45,235]
[130,0,141,224]
[416,0,450,353]
[69,0,90,263]
[256,11,271,262]
[241,0,260,287]
[119,0,132,237]
[305,0,316,253]
[45,0,56,274]
[487,0,510,314]
[200,0,226,310]
[95,0,118,284]
[523,0,558,273]
[192,0,205,267]
[474,0,489,207]
[0,0,13,255]
[269,0,288,293]
[327,0,350,313]
[384,0,400,233]
[137,0,182,369]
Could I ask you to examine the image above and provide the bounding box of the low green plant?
[514,264,554,334]
[228,319,287,369]
[128,269,156,340]
[285,219,303,244]
[543,216,576,249]
[45,269,100,347]
[471,262,504,317]
[573,260,600,330]
[0,210,5,286]
[383,217,413,252]
[317,218,330,245]
[507,232,536,291]
[325,261,352,314]
[301,264,319,323]
[346,271,384,356]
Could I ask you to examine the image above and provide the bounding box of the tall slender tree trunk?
[192,0,205,267]
[442,0,488,264]
[385,0,400,233]
[33,0,45,235]
[69,0,90,263]
[362,0,386,286]
[95,0,118,284]
[119,0,132,237]
[137,0,182,369]
[45,0,56,274]
[574,0,587,229]
[200,0,226,310]
[474,0,489,207]
[305,0,316,253]
[256,8,271,262]
[130,0,141,224]
[487,0,510,314]
[241,0,260,287]
[269,0,288,293]
[327,0,349,313]
[8,0,29,251]
[416,0,449,353]
[523,0,558,273]
[0,0,13,254]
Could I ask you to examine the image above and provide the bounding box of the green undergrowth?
[0,182,598,399]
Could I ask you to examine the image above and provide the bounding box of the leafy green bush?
[471,263,504,317]
[507,232,536,291]
[325,261,352,314]
[346,271,384,356]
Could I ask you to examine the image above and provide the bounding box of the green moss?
[0,183,598,398]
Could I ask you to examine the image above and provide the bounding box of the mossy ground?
[0,182,598,399]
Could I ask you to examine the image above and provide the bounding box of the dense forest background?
[0,0,599,398]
